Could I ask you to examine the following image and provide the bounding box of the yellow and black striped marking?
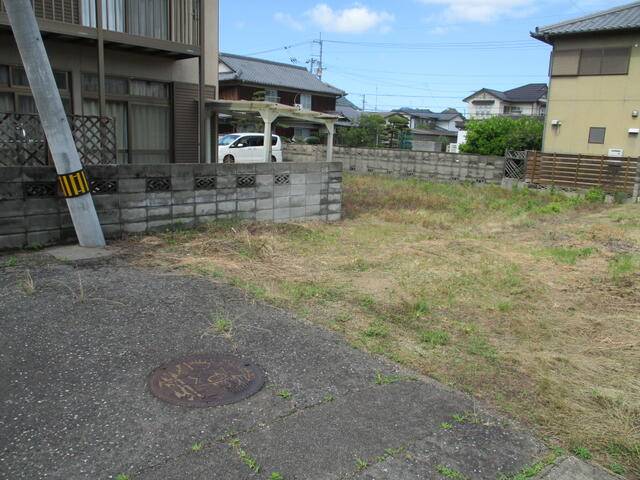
[57,169,90,198]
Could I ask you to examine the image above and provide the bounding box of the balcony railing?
[0,0,200,46]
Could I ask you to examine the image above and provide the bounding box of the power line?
[243,41,312,57]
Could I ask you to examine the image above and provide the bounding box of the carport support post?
[260,109,278,162]
[325,120,336,163]
[4,0,105,248]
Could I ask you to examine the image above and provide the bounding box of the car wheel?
[271,155,277,162]
[223,155,235,164]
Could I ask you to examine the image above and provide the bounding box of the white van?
[218,133,283,163]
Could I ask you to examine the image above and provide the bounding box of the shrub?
[460,116,543,156]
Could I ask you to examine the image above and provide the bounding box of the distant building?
[389,108,465,152]
[334,96,363,125]
[463,84,548,119]
[218,53,345,138]
[532,1,640,157]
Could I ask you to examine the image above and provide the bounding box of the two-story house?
[463,84,548,119]
[390,108,465,152]
[0,0,218,165]
[532,1,640,157]
[218,53,345,138]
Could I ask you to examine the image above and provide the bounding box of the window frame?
[551,47,631,77]
[588,127,606,145]
[81,72,172,164]
[0,64,72,114]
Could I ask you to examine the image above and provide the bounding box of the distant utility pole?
[362,94,366,111]
[4,0,105,248]
[308,33,324,79]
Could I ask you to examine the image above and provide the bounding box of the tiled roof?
[464,84,547,103]
[219,53,345,96]
[532,1,640,40]
[392,108,464,121]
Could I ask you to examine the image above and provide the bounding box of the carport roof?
[206,99,341,125]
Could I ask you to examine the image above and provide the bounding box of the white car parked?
[218,133,283,163]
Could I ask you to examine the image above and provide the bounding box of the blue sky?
[220,0,615,114]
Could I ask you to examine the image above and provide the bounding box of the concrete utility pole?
[4,0,105,247]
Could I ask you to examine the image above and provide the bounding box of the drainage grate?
[236,174,256,188]
[25,182,57,197]
[149,354,265,408]
[274,173,290,185]
[195,176,216,190]
[90,179,118,195]
[146,177,171,192]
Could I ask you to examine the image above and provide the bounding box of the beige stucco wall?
[543,33,640,156]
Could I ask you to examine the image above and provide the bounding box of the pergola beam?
[206,100,341,164]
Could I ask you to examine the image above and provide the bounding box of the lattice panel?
[274,174,290,185]
[236,175,256,188]
[0,113,48,166]
[70,115,117,165]
[0,112,117,166]
[90,179,118,195]
[24,182,57,197]
[146,177,172,192]
[195,176,216,190]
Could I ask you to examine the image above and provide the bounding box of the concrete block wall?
[283,144,505,184]
[0,162,343,250]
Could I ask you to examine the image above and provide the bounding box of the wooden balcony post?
[96,0,106,118]
[198,0,206,163]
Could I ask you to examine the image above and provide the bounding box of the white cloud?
[274,12,305,31]
[306,4,394,34]
[419,0,536,23]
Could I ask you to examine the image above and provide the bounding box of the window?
[264,89,279,102]
[0,93,14,112]
[0,65,8,85]
[588,127,606,144]
[82,0,125,32]
[82,73,171,164]
[130,80,169,99]
[128,0,169,40]
[503,105,522,114]
[552,48,631,76]
[130,104,170,163]
[300,93,312,110]
[550,49,580,76]
[0,65,71,114]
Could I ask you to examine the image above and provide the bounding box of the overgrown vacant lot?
[130,175,640,478]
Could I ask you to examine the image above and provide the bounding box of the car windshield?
[218,134,240,146]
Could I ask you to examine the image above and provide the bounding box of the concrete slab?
[537,457,622,480]
[44,245,118,262]
[0,257,544,479]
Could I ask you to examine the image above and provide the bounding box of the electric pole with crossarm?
[4,0,105,248]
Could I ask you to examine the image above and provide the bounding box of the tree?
[337,114,387,148]
[383,114,411,149]
[460,116,543,156]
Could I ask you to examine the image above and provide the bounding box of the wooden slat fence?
[526,151,639,195]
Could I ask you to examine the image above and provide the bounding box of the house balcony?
[0,0,201,59]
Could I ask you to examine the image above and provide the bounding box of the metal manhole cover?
[149,354,265,408]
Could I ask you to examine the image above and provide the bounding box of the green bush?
[460,116,543,156]
[584,187,605,203]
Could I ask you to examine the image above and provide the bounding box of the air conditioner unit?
[608,148,624,157]
[551,119,561,126]
[628,128,639,135]
[294,104,303,110]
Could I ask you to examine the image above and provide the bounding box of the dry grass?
[126,175,640,478]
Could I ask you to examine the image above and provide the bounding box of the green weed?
[363,321,390,338]
[420,330,450,346]
[276,389,292,399]
[436,465,467,479]
[542,247,595,265]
